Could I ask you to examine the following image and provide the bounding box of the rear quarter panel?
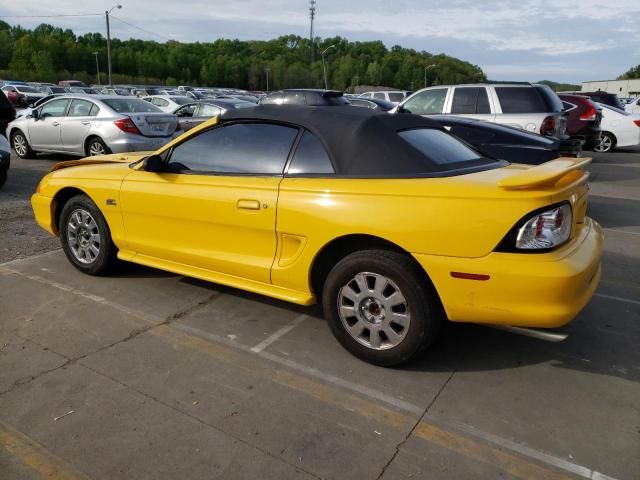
[272,171,572,294]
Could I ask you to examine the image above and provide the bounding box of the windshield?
[600,103,630,116]
[103,98,163,113]
[399,128,488,166]
[171,97,191,105]
[16,86,41,93]
[49,87,67,93]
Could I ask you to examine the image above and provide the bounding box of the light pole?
[93,51,100,85]
[105,4,122,86]
[424,64,436,88]
[320,44,336,90]
[265,68,271,92]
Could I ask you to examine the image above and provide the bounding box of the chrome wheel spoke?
[368,328,381,349]
[354,273,369,294]
[341,285,360,304]
[382,325,402,345]
[388,312,409,327]
[347,320,367,338]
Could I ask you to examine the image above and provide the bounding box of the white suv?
[359,90,411,105]
[395,83,566,137]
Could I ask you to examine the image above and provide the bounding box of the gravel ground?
[0,198,60,263]
[0,152,65,263]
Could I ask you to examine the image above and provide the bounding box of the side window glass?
[40,99,70,118]
[476,88,490,114]
[451,88,479,114]
[288,131,334,175]
[402,89,447,115]
[284,92,306,105]
[495,87,546,113]
[373,92,386,100]
[167,123,298,174]
[68,99,95,117]
[89,104,100,116]
[197,104,221,117]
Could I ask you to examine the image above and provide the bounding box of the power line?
[109,15,169,41]
[0,13,102,18]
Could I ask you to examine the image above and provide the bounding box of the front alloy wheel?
[66,208,101,264]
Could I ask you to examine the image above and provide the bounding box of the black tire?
[322,249,443,367]
[85,137,110,157]
[0,169,6,187]
[593,131,616,153]
[11,130,35,159]
[59,194,117,275]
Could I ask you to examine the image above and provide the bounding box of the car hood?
[50,152,153,172]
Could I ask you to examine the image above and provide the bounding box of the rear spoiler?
[498,157,591,190]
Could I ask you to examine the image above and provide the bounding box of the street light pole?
[93,52,100,85]
[320,44,336,90]
[265,68,270,92]
[424,64,436,88]
[105,4,122,86]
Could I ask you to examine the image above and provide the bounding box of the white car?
[624,96,640,115]
[594,103,640,152]
[143,95,191,113]
[359,90,410,105]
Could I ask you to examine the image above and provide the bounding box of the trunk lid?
[128,112,177,137]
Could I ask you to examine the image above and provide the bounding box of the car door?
[28,98,70,151]
[447,87,495,122]
[400,88,449,116]
[60,99,99,154]
[174,104,198,131]
[119,121,299,284]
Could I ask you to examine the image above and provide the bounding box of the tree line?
[0,21,486,90]
[618,64,640,81]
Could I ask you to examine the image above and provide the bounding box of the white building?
[581,79,640,98]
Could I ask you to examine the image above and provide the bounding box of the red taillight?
[114,118,141,135]
[634,120,640,128]
[540,116,556,136]
[174,122,182,132]
[579,105,597,121]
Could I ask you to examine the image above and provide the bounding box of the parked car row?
[6,95,179,159]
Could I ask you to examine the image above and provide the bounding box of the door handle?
[237,199,261,210]
[81,121,91,125]
[52,122,60,126]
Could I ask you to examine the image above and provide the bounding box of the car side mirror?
[143,154,165,173]
[31,109,40,120]
[396,105,405,113]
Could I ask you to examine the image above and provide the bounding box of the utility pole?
[93,52,100,85]
[424,64,436,89]
[321,44,335,90]
[265,68,271,92]
[106,4,122,86]
[309,0,316,64]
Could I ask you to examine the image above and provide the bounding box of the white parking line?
[250,314,308,353]
[595,293,640,306]
[603,228,640,236]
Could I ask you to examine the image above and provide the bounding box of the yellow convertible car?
[31,106,603,366]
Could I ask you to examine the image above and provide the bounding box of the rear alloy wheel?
[594,132,616,153]
[322,250,443,366]
[59,194,116,275]
[86,137,110,157]
[12,130,34,159]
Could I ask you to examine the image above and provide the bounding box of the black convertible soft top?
[221,106,497,176]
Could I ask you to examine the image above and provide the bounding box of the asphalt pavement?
[0,148,638,480]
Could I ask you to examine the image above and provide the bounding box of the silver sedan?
[6,95,179,158]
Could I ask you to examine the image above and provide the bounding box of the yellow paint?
[0,420,90,480]
[31,142,602,328]
[414,422,576,480]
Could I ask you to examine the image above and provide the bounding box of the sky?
[1,0,639,84]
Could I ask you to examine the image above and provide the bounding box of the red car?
[559,94,602,150]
